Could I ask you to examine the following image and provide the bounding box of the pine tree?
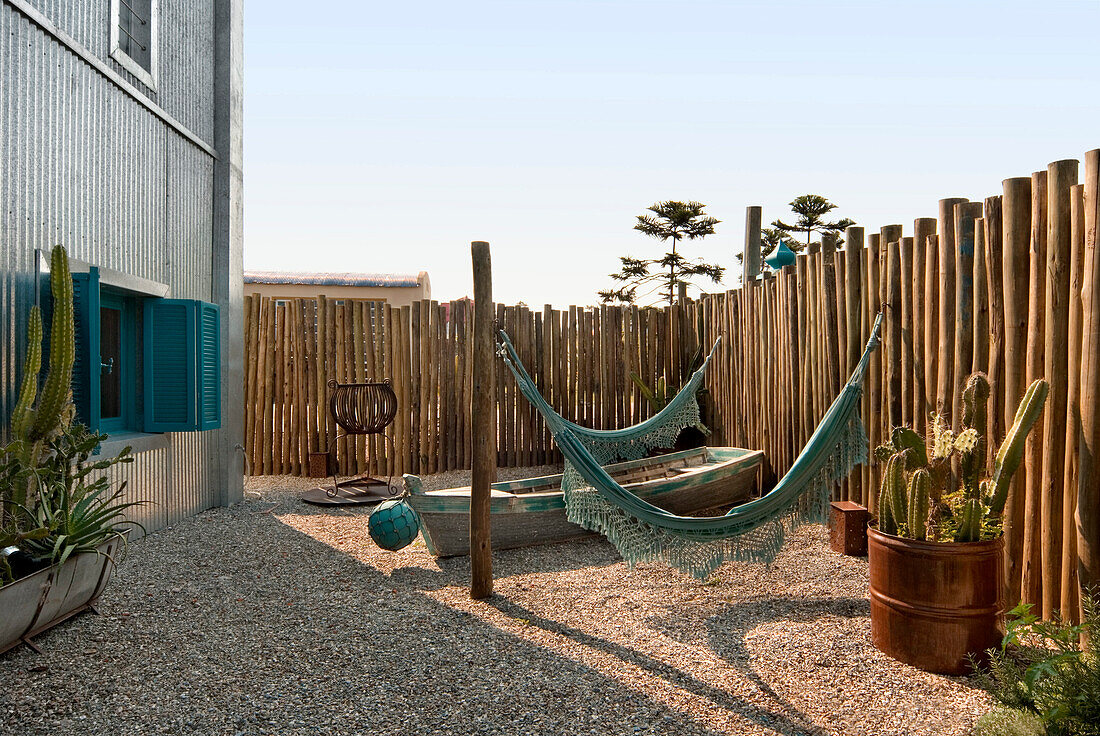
[772,195,854,251]
[599,201,724,305]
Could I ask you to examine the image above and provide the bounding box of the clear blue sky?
[244,0,1100,307]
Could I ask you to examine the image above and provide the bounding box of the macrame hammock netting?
[497,313,883,579]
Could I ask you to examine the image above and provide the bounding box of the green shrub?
[971,593,1100,736]
[973,707,1046,736]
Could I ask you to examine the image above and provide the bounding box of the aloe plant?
[876,373,1048,543]
[13,424,140,569]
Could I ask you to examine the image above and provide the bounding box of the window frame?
[109,0,159,91]
[97,289,139,434]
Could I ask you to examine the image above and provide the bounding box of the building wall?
[0,0,243,531]
[243,282,431,309]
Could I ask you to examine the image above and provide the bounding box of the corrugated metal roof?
[244,270,423,288]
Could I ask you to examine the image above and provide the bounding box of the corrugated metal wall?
[1,1,223,531]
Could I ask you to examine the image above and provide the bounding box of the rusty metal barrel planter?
[867,526,1005,675]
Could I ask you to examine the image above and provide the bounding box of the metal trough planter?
[0,533,126,656]
[868,525,1005,675]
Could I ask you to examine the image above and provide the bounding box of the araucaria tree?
[599,201,724,305]
[772,195,854,251]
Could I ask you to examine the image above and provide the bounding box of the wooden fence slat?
[1021,170,1049,607]
[1002,177,1033,604]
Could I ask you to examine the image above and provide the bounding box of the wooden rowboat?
[404,446,764,557]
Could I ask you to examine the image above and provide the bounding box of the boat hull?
[406,447,763,557]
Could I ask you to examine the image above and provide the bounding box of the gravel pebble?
[0,469,991,735]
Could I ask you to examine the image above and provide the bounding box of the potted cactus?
[1,245,138,655]
[867,373,1049,675]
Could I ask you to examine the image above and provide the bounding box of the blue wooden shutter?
[71,268,101,430]
[197,302,221,430]
[143,299,197,432]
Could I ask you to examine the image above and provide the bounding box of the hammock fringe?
[563,414,869,579]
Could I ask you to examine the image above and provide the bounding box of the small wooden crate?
[829,501,869,556]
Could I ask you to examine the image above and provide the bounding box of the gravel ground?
[0,469,991,736]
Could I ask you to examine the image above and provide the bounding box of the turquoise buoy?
[368,499,420,551]
[765,240,797,270]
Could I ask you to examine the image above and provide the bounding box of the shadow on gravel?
[686,597,870,726]
[0,504,749,736]
[485,597,828,736]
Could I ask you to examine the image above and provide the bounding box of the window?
[69,266,221,434]
[110,0,158,90]
[98,291,138,433]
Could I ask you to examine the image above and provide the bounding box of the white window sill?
[96,432,169,457]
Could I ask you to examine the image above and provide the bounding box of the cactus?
[891,427,928,470]
[878,473,897,535]
[956,497,984,543]
[28,245,75,441]
[907,468,931,541]
[987,379,1049,516]
[877,372,1047,545]
[959,373,990,495]
[878,451,908,535]
[10,306,43,443]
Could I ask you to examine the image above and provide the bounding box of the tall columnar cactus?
[879,451,907,536]
[959,373,991,496]
[27,246,75,442]
[907,468,931,541]
[987,379,1049,516]
[878,473,897,535]
[956,497,984,543]
[10,307,43,443]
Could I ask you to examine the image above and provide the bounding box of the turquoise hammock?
[497,313,883,579]
[497,332,719,491]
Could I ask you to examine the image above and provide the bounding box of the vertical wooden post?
[821,233,841,399]
[953,202,984,415]
[470,241,495,599]
[1002,177,1032,604]
[844,226,864,503]
[984,197,1005,464]
[899,236,914,428]
[743,206,763,285]
[972,219,989,389]
[1061,182,1085,621]
[865,234,883,505]
[1076,149,1100,604]
[1022,170,1049,607]
[937,198,968,418]
[885,239,903,429]
[913,218,937,429]
[1038,159,1078,618]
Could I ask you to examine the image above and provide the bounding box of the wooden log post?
[937,198,968,419]
[913,218,937,430]
[1061,182,1086,622]
[743,206,763,285]
[844,226,864,503]
[885,239,903,429]
[899,236,914,428]
[821,233,841,400]
[1039,159,1078,618]
[1002,177,1032,604]
[953,202,984,414]
[470,241,495,599]
[984,197,1005,465]
[1077,149,1100,604]
[972,219,989,391]
[1022,170,1048,607]
[923,232,940,425]
[865,234,883,506]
